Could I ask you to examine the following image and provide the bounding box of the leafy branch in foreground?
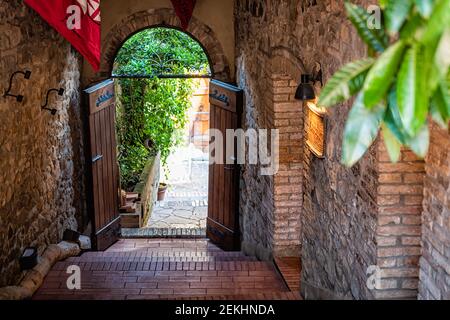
[319,0,450,167]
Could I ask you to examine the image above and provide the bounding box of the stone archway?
[269,47,307,83]
[97,8,231,82]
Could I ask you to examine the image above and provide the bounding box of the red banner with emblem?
[24,0,101,71]
[170,0,196,30]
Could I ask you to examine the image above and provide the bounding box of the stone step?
[34,291,302,301]
[121,227,207,238]
[64,256,258,264]
[67,249,254,261]
[110,238,217,248]
[172,292,303,301]
[76,249,250,257]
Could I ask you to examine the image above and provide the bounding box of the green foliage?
[318,58,374,107]
[383,0,414,34]
[344,2,389,53]
[362,40,406,108]
[397,44,427,136]
[319,0,450,167]
[114,28,209,189]
[342,94,386,166]
[114,28,210,76]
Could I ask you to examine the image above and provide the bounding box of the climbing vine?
[114,28,210,190]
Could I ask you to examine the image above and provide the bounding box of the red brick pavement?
[274,257,301,292]
[33,239,302,300]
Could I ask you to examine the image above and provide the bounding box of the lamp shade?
[295,83,316,101]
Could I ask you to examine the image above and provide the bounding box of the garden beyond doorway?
[112,28,211,238]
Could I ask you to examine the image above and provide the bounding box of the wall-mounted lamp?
[41,88,65,115]
[3,70,32,103]
[63,229,81,243]
[295,70,323,101]
[19,247,38,271]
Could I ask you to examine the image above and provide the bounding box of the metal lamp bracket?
[3,70,32,103]
[41,88,65,115]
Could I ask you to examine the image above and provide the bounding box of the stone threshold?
[121,227,206,239]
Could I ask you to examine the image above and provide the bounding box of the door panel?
[207,80,243,251]
[84,79,120,251]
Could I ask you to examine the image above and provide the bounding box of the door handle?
[92,155,103,163]
[224,165,234,171]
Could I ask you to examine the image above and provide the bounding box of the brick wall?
[236,0,380,299]
[236,10,305,260]
[0,1,85,287]
[272,76,303,257]
[419,123,450,300]
[375,142,425,299]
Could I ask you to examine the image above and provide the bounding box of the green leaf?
[397,44,428,136]
[342,93,387,167]
[382,123,402,162]
[421,0,450,46]
[419,1,450,94]
[318,58,375,107]
[384,0,414,34]
[379,0,388,9]
[344,2,388,52]
[435,28,450,81]
[405,124,430,158]
[431,77,450,127]
[431,98,448,129]
[415,0,434,18]
[399,13,426,40]
[385,87,408,143]
[363,41,406,108]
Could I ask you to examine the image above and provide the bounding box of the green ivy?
[114,28,209,190]
[319,0,450,167]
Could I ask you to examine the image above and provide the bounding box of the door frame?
[82,78,243,246]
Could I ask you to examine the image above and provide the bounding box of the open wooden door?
[84,79,120,251]
[207,80,243,251]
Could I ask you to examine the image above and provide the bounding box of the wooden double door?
[84,79,243,252]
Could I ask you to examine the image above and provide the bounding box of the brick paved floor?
[33,239,302,300]
[274,257,301,292]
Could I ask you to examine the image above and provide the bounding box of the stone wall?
[236,0,450,300]
[419,123,450,300]
[235,0,379,299]
[83,0,235,84]
[0,1,84,287]
[237,45,276,260]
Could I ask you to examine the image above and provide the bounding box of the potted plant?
[157,182,168,201]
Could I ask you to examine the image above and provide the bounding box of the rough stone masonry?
[235,0,449,300]
[0,0,85,287]
[235,0,378,299]
[0,0,449,301]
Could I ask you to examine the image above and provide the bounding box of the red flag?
[24,0,101,71]
[170,0,196,30]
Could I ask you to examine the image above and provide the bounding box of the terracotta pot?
[157,183,168,201]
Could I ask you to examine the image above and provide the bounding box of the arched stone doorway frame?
[97,8,231,82]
